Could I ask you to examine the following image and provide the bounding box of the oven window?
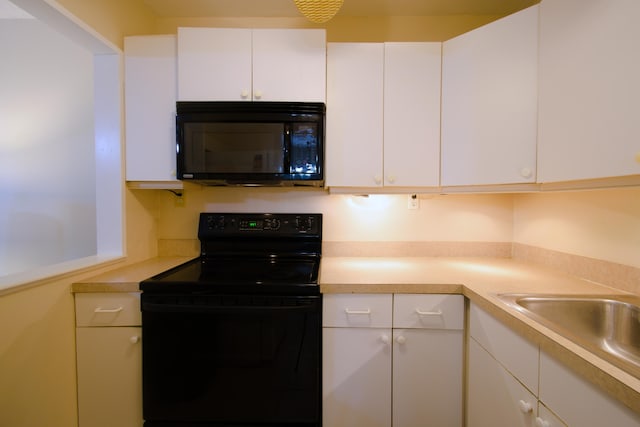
[183,122,285,173]
[142,295,321,426]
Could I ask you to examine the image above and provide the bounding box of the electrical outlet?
[408,194,419,210]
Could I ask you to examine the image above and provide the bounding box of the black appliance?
[176,102,325,187]
[140,213,322,427]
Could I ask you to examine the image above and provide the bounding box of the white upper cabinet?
[537,0,640,182]
[124,35,177,182]
[326,43,384,187]
[326,42,441,188]
[384,43,441,188]
[441,5,538,186]
[177,28,326,102]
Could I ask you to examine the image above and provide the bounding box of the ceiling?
[141,0,540,19]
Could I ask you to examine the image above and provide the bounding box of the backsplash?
[513,243,640,295]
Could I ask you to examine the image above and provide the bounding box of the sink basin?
[497,294,640,378]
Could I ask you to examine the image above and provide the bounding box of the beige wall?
[0,278,77,426]
[154,186,514,244]
[513,187,640,269]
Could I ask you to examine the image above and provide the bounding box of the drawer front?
[323,294,392,328]
[76,293,141,327]
[393,294,464,330]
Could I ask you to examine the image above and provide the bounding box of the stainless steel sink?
[497,294,640,378]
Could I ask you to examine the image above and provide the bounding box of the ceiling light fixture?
[293,0,344,23]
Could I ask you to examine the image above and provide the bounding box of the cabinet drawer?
[323,294,392,328]
[76,293,141,327]
[393,294,463,330]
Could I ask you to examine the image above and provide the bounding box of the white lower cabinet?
[75,293,142,427]
[539,351,640,427]
[469,302,640,427]
[323,293,463,427]
[468,338,538,427]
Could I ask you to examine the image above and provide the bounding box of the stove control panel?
[200,213,322,237]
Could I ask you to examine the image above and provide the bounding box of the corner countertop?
[72,255,640,415]
[71,256,194,293]
[320,256,640,416]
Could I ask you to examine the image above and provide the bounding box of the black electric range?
[140,213,323,427]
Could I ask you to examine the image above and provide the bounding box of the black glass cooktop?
[141,257,320,295]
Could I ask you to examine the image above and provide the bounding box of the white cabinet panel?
[323,327,392,427]
[326,43,384,187]
[393,293,463,330]
[537,403,567,427]
[326,42,442,189]
[124,35,177,181]
[467,338,537,427]
[323,293,392,328]
[178,28,326,102]
[393,328,462,427]
[383,42,441,188]
[539,351,640,427]
[76,327,142,427]
[469,303,539,395]
[75,292,141,327]
[538,0,640,182]
[323,294,462,427]
[252,29,326,102]
[442,5,538,186]
[177,27,251,101]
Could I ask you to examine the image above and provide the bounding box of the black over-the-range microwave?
[176,101,325,186]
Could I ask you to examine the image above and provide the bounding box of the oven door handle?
[142,301,318,314]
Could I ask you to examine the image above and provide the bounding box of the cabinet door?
[469,303,539,395]
[393,329,462,427]
[467,338,536,427]
[252,29,326,102]
[442,5,538,186]
[124,35,177,181]
[537,403,567,427]
[539,351,640,427]
[538,0,640,182]
[384,42,441,187]
[323,327,392,427]
[76,327,142,427]
[177,27,252,101]
[326,43,384,187]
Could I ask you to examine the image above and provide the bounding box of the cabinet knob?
[374,175,382,185]
[129,336,140,344]
[535,417,550,427]
[241,90,250,99]
[395,335,406,345]
[520,167,533,178]
[387,175,396,184]
[635,152,640,164]
[518,400,533,414]
[380,334,390,344]
[254,90,263,99]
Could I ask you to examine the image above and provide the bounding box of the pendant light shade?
[294,0,344,23]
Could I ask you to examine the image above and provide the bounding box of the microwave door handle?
[283,123,291,173]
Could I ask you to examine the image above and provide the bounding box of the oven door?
[141,294,322,427]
